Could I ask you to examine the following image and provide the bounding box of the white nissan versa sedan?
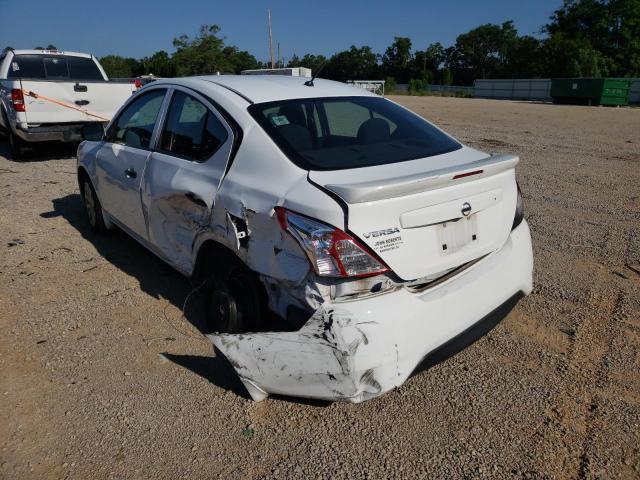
[77,75,533,403]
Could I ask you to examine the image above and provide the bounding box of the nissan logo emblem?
[461,202,472,217]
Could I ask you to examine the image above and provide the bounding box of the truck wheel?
[206,258,267,334]
[80,177,108,233]
[2,112,25,161]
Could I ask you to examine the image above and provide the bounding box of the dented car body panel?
[77,75,534,402]
[211,220,533,402]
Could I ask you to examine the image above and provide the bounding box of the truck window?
[43,57,69,79]
[7,55,104,81]
[67,57,104,80]
[7,55,47,79]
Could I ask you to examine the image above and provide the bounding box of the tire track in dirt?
[535,288,618,479]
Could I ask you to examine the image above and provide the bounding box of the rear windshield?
[248,96,461,171]
[7,54,104,81]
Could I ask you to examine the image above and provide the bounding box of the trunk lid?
[20,79,135,124]
[309,148,519,281]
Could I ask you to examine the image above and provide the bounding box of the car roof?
[8,49,93,58]
[157,75,377,104]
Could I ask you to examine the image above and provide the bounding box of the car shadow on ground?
[411,293,522,376]
[40,192,251,399]
[161,353,249,398]
[0,138,78,162]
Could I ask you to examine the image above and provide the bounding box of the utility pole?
[268,9,275,69]
[277,42,281,68]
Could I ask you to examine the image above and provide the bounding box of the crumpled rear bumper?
[209,220,534,403]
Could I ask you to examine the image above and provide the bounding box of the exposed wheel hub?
[207,267,262,334]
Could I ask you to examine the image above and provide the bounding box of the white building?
[241,67,312,78]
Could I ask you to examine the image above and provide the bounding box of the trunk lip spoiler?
[321,154,519,204]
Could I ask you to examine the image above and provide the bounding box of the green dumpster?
[550,78,631,106]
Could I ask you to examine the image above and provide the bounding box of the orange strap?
[21,89,110,121]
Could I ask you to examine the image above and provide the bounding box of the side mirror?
[80,122,105,141]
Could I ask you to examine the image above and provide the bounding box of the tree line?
[4,1,639,86]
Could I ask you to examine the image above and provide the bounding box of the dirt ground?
[1,96,639,479]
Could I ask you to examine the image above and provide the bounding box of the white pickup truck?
[0,49,138,159]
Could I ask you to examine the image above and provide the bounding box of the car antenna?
[304,62,326,87]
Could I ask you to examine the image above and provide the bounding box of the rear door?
[95,88,168,240]
[143,88,234,272]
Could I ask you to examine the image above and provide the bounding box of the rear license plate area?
[437,215,478,253]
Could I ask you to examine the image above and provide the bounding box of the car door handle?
[185,192,207,207]
[124,168,137,179]
[74,83,88,92]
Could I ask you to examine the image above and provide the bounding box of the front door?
[95,88,167,240]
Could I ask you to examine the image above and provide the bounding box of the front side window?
[106,89,165,149]
[249,96,461,171]
[160,91,228,161]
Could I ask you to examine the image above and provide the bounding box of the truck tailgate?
[19,80,135,124]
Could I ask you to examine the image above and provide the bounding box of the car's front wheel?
[81,177,109,233]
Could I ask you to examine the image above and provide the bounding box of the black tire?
[206,257,268,334]
[2,110,26,161]
[80,176,108,234]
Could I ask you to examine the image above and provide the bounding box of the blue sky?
[1,0,561,61]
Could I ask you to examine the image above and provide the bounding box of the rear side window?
[106,89,166,149]
[160,91,228,161]
[7,55,103,81]
[249,96,461,171]
[7,55,47,79]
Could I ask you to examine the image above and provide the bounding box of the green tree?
[99,55,143,78]
[544,0,640,77]
[384,76,397,93]
[141,50,176,77]
[287,54,301,67]
[298,54,328,75]
[442,68,453,86]
[323,46,379,81]
[408,78,428,94]
[502,35,542,78]
[172,24,234,76]
[540,33,611,77]
[221,46,260,73]
[382,37,412,82]
[454,21,518,80]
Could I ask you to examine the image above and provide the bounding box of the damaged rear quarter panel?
[189,125,346,317]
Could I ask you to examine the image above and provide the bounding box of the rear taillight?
[11,89,25,112]
[512,182,524,230]
[133,79,142,89]
[276,207,390,278]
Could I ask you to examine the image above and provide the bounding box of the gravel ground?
[1,97,639,479]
